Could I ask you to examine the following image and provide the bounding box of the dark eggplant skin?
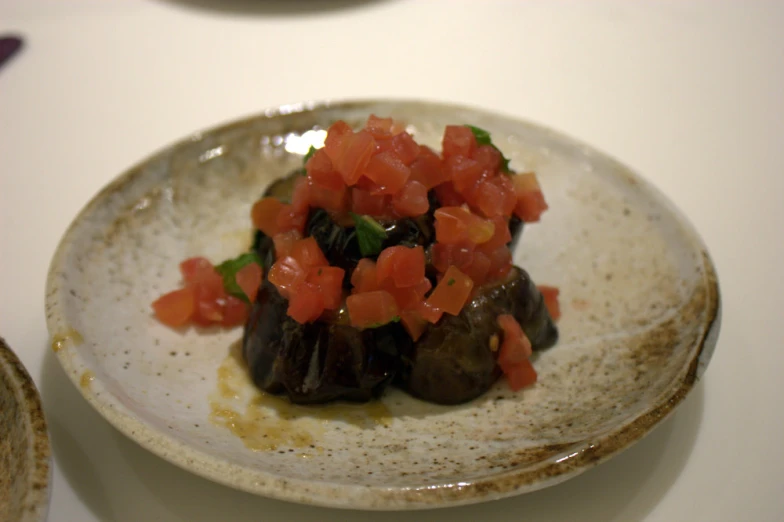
[244,170,558,406]
[397,266,558,405]
[305,208,436,287]
[242,279,412,404]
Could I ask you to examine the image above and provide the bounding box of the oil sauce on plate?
[209,341,390,452]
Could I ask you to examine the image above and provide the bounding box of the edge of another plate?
[44,98,721,510]
[0,338,52,522]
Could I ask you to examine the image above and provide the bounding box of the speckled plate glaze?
[45,100,720,510]
[0,338,51,522]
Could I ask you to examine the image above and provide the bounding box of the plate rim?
[0,338,52,522]
[44,98,722,510]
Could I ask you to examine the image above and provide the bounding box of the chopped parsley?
[303,145,318,164]
[464,125,512,173]
[214,252,262,304]
[350,212,388,257]
[365,316,401,328]
[447,278,456,286]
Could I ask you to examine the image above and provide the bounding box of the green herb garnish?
[366,316,401,328]
[214,252,262,303]
[303,145,318,164]
[349,212,388,257]
[464,125,512,172]
[447,278,456,286]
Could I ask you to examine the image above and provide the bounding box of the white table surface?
[2,1,783,520]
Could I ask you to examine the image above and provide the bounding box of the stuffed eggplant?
[151,116,560,406]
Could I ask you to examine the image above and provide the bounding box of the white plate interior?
[45,100,718,509]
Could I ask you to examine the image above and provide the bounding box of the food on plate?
[152,116,560,405]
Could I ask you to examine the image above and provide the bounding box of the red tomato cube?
[346,290,400,329]
[503,359,538,391]
[179,257,215,285]
[442,125,477,158]
[350,258,379,294]
[363,151,411,195]
[392,180,429,217]
[425,265,474,316]
[290,237,329,270]
[410,146,449,189]
[235,263,263,303]
[400,309,428,341]
[220,296,249,327]
[251,197,285,236]
[307,266,345,311]
[376,245,426,288]
[152,287,196,327]
[538,285,561,321]
[267,256,306,298]
[287,282,325,323]
[272,230,303,259]
[307,149,344,191]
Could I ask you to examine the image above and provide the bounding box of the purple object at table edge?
[0,36,23,70]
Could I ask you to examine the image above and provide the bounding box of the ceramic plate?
[0,338,51,521]
[45,100,720,510]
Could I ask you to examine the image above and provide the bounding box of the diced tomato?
[504,359,538,391]
[400,309,428,341]
[392,180,429,217]
[472,144,502,172]
[410,146,449,189]
[493,174,518,217]
[464,250,491,286]
[351,188,389,217]
[426,265,474,316]
[323,120,353,163]
[235,263,263,303]
[351,258,379,294]
[388,132,420,165]
[335,130,377,186]
[484,245,513,281]
[434,181,464,207]
[307,180,348,213]
[306,266,345,310]
[364,114,396,138]
[415,300,443,324]
[275,204,307,234]
[251,197,285,236]
[381,277,432,310]
[152,287,196,327]
[515,190,549,223]
[179,257,214,285]
[290,237,329,270]
[442,125,477,158]
[434,207,469,244]
[306,149,344,191]
[346,290,400,329]
[464,212,495,245]
[513,172,549,222]
[193,280,225,324]
[220,296,249,327]
[291,176,311,214]
[434,206,494,245]
[430,242,473,274]
[363,151,411,195]
[272,229,302,259]
[478,217,512,251]
[376,245,426,288]
[538,285,561,321]
[446,156,484,193]
[473,177,506,218]
[267,256,306,297]
[287,282,325,324]
[497,314,533,369]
